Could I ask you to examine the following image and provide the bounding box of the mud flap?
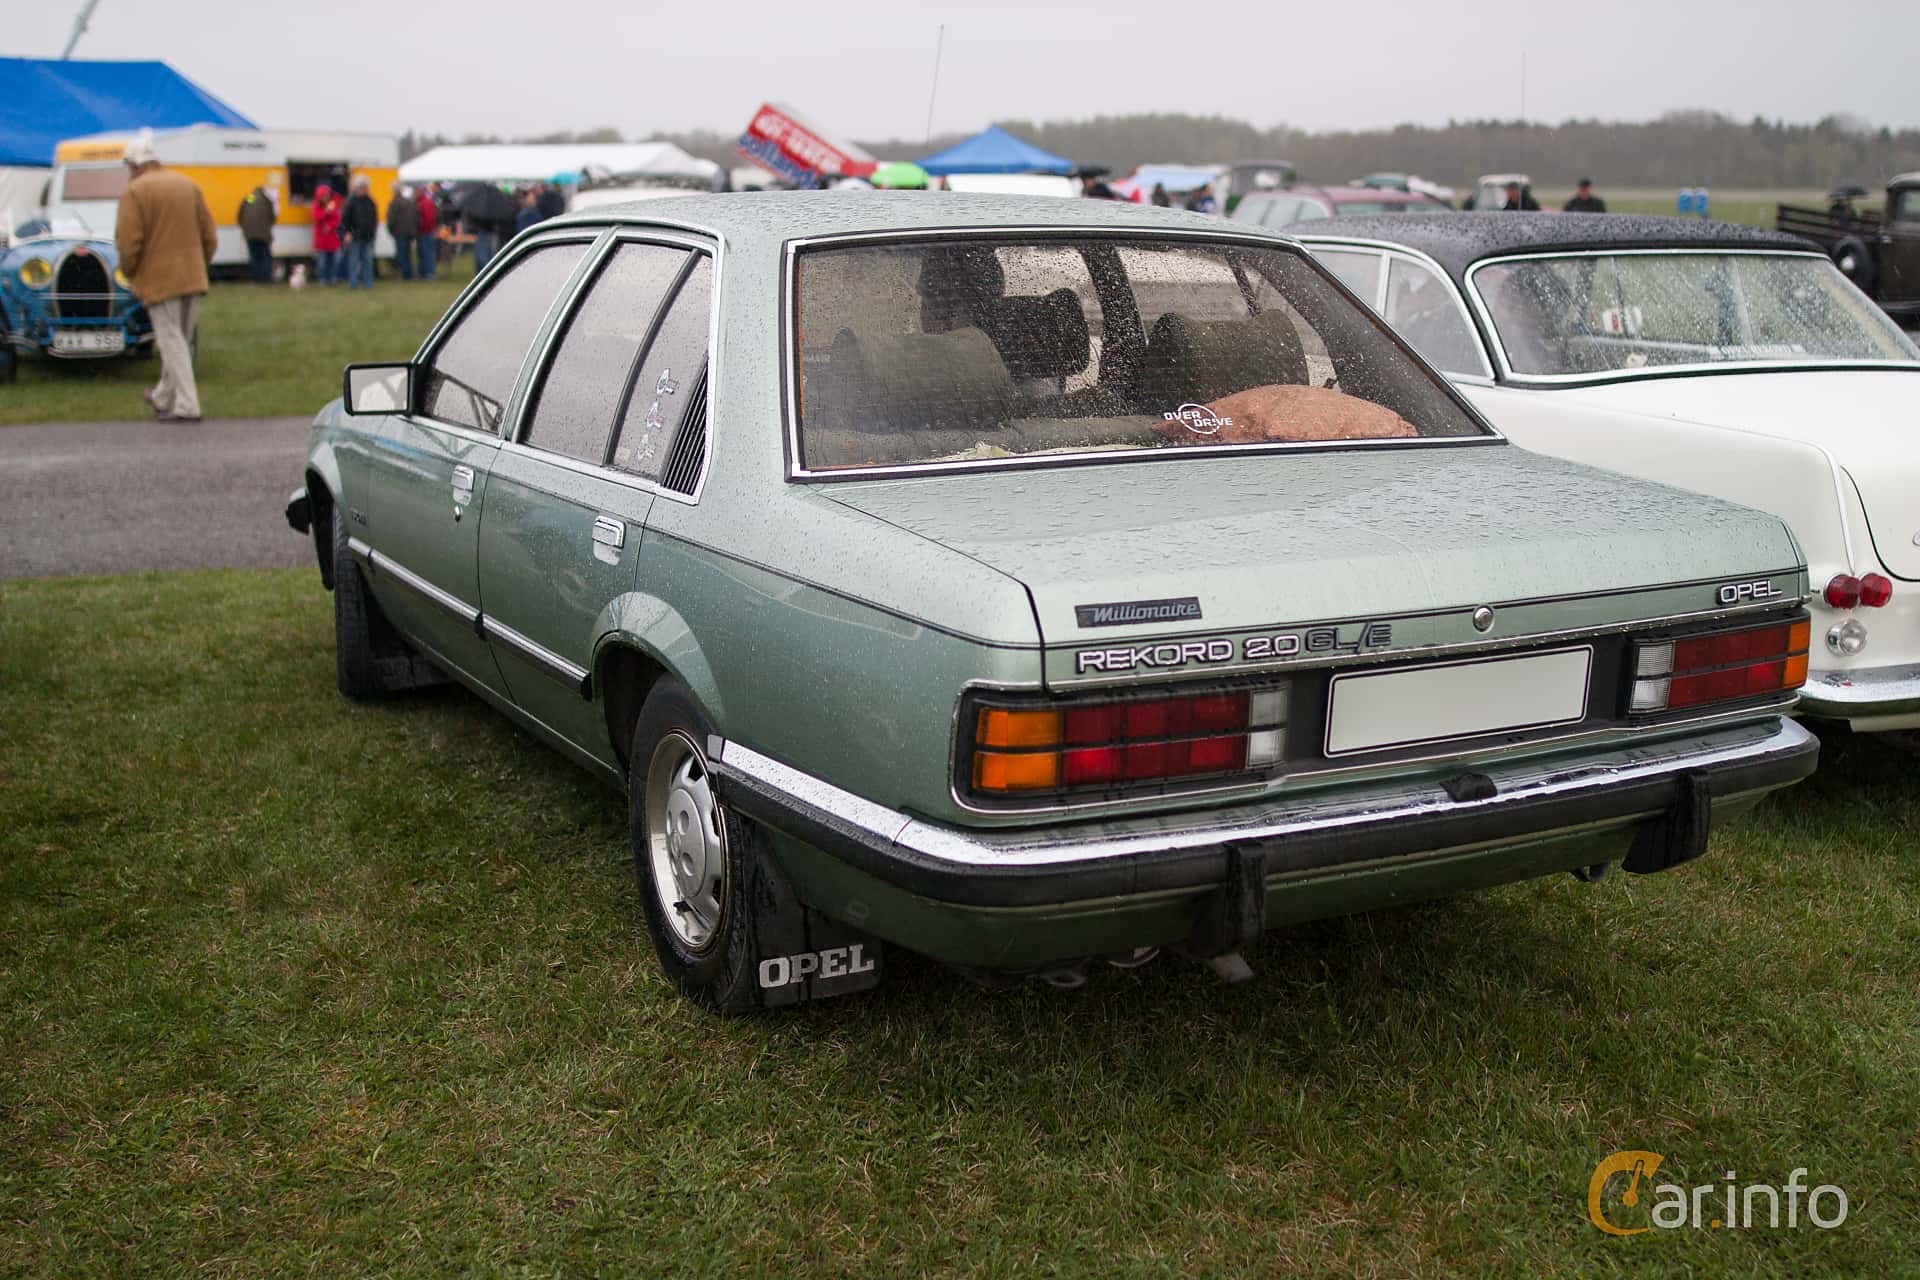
[1182,840,1267,958]
[1621,768,1712,875]
[748,843,884,1008]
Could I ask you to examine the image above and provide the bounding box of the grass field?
[1528,188,1838,227]
[0,259,476,427]
[3,569,1917,1277]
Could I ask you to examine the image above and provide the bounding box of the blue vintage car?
[0,211,152,381]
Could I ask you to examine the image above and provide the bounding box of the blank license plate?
[52,328,123,354]
[1325,647,1593,756]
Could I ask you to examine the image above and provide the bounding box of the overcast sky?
[15,0,1920,143]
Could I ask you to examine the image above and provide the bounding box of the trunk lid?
[826,444,1800,685]
[1558,369,1920,579]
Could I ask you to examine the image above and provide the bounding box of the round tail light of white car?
[1825,572,1894,609]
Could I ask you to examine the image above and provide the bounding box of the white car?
[1300,213,1920,732]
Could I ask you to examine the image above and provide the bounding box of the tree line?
[400,112,1920,191]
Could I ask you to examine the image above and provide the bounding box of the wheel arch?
[592,595,728,774]
[302,461,341,589]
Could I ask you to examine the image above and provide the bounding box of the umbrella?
[871,162,929,190]
[1827,184,1869,201]
[454,180,518,224]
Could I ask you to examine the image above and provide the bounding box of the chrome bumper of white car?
[1799,664,1920,721]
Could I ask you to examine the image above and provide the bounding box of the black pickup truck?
[1777,175,1920,321]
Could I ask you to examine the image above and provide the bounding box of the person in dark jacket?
[1563,178,1607,213]
[514,188,543,236]
[536,181,566,220]
[236,186,276,282]
[341,175,379,290]
[386,185,420,280]
[1150,183,1172,207]
[1500,181,1541,211]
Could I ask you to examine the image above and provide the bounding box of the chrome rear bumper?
[710,717,1817,912]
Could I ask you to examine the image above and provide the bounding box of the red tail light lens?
[970,685,1287,800]
[1825,574,1862,609]
[1859,573,1893,608]
[1629,617,1810,714]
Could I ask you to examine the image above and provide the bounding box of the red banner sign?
[739,103,876,185]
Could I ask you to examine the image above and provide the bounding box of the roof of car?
[539,189,1259,251]
[1237,185,1439,207]
[1292,211,1817,281]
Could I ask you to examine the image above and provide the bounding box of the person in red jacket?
[414,183,439,281]
[311,183,343,285]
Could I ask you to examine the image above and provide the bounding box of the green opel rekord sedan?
[287,193,1819,1013]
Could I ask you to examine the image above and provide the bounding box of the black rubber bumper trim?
[712,725,1818,911]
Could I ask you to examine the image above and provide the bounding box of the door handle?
[591,515,626,549]
[450,464,475,520]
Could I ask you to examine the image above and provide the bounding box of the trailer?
[47,125,399,271]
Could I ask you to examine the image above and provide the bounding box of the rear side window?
[1383,259,1485,375]
[523,243,690,463]
[792,235,1489,473]
[1316,250,1383,306]
[612,256,713,481]
[420,242,588,434]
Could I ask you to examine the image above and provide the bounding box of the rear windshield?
[791,235,1491,472]
[1473,252,1919,376]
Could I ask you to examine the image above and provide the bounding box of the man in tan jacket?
[115,130,218,422]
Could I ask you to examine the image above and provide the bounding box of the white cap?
[123,128,157,166]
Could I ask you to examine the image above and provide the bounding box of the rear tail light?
[1629,617,1810,714]
[1824,575,1861,609]
[968,685,1287,800]
[1859,573,1893,608]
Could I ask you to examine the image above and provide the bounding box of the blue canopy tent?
[917,125,1072,176]
[0,58,256,167]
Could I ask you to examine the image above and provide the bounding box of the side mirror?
[343,362,412,415]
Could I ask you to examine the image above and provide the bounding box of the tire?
[629,679,800,1014]
[1832,238,1877,295]
[329,507,440,698]
[331,506,390,699]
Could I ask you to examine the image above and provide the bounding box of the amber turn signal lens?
[975,707,1061,749]
[1787,618,1811,655]
[973,750,1060,792]
[1783,653,1809,689]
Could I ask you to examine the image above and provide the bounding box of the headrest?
[1138,310,1309,406]
[810,326,1018,435]
[977,289,1092,383]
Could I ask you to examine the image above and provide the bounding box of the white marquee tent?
[398,141,718,186]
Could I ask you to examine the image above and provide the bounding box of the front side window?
[1891,190,1920,224]
[791,235,1490,473]
[523,243,690,464]
[1383,258,1485,375]
[420,241,589,433]
[1473,252,1918,377]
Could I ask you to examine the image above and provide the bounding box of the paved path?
[0,417,313,580]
